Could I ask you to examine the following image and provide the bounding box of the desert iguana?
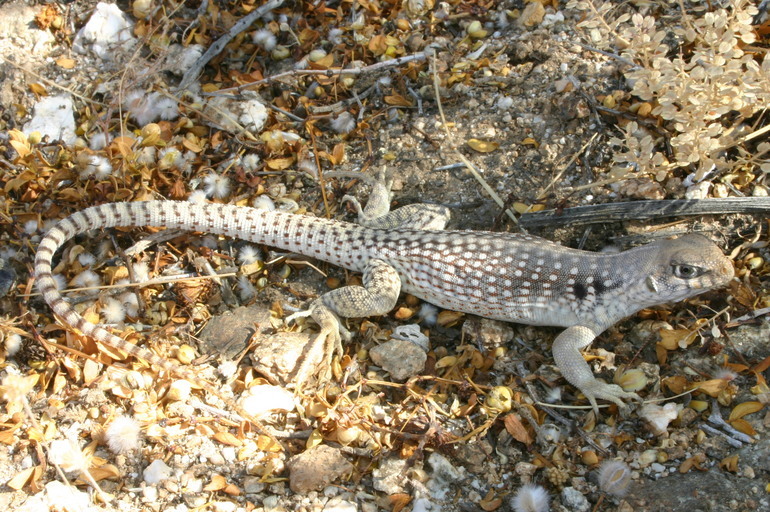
[34,173,734,415]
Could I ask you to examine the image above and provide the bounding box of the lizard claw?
[579,380,641,417]
[288,302,346,390]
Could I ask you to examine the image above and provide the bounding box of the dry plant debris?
[0,0,768,511]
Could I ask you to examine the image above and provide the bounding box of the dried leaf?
[467,138,499,153]
[728,401,764,421]
[213,431,243,447]
[29,83,47,96]
[693,379,728,397]
[265,157,295,170]
[436,310,464,327]
[435,355,458,369]
[658,328,698,350]
[384,94,413,107]
[56,57,76,69]
[7,466,42,490]
[87,463,121,481]
[719,454,739,472]
[728,418,757,436]
[204,474,228,492]
[503,413,533,445]
[390,493,412,512]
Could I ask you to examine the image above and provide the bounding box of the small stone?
[560,487,590,512]
[685,181,712,200]
[369,338,426,381]
[288,445,353,493]
[372,457,409,494]
[144,459,173,485]
[323,497,357,512]
[518,1,545,27]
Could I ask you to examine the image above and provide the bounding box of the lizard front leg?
[288,258,401,388]
[552,325,641,416]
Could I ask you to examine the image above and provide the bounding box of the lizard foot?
[579,380,642,417]
[287,302,349,390]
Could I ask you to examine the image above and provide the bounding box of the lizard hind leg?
[288,258,402,389]
[327,169,451,230]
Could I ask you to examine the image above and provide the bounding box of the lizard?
[34,171,735,417]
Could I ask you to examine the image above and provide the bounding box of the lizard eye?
[673,264,703,279]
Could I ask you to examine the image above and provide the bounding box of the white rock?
[144,459,174,485]
[23,95,76,145]
[238,385,296,418]
[72,2,137,60]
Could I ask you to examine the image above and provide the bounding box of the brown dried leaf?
[719,454,739,472]
[0,429,17,445]
[661,375,689,394]
[657,328,698,350]
[213,431,243,447]
[728,401,765,421]
[693,379,728,397]
[436,310,464,327]
[56,57,76,69]
[7,466,42,490]
[390,493,412,512]
[204,474,228,492]
[265,157,295,170]
[467,138,499,153]
[29,83,47,96]
[88,463,121,482]
[503,413,533,445]
[384,94,413,107]
[729,418,757,436]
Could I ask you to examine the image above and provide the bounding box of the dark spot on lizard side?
[573,282,587,300]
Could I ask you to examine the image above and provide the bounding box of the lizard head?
[643,233,734,304]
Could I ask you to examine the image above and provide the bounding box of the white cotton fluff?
[158,147,183,170]
[418,303,439,326]
[165,44,204,75]
[238,245,261,265]
[297,156,318,177]
[252,28,277,50]
[188,189,208,204]
[329,111,356,134]
[203,174,231,199]
[119,291,139,317]
[106,415,141,453]
[511,484,550,512]
[327,28,343,45]
[136,146,156,165]
[100,297,126,324]
[132,261,150,283]
[123,90,179,126]
[155,96,179,121]
[52,274,67,292]
[72,270,101,289]
[77,252,96,267]
[48,438,90,474]
[23,220,39,235]
[239,99,268,132]
[79,155,113,180]
[251,195,275,211]
[236,276,257,301]
[89,132,108,150]
[5,333,23,357]
[242,153,261,171]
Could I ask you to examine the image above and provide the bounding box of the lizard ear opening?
[645,275,659,293]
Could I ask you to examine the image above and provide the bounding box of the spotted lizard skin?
[34,187,735,414]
